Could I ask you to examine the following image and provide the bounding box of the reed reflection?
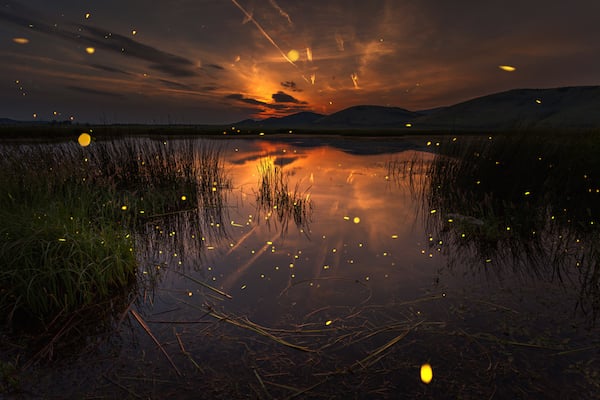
[417,134,600,323]
[255,157,313,235]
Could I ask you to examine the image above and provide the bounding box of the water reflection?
[5,136,599,398]
[420,135,600,324]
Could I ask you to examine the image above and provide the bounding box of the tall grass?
[0,137,230,330]
[416,132,600,322]
[256,159,312,234]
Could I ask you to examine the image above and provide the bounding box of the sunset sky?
[2,0,599,124]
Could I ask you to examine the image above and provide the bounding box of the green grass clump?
[0,137,230,330]
[0,159,136,328]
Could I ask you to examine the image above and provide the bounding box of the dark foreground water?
[5,136,600,399]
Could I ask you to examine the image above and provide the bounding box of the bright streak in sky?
[351,73,359,89]
[499,65,517,72]
[306,47,313,62]
[230,0,298,66]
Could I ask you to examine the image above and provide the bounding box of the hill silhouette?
[237,86,600,132]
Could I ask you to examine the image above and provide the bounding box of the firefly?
[420,364,433,384]
[499,65,516,72]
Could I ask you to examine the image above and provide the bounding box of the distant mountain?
[236,86,600,132]
[0,118,26,125]
[316,105,419,127]
[238,111,324,129]
[413,86,600,131]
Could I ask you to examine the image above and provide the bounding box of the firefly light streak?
[268,0,293,26]
[230,0,298,67]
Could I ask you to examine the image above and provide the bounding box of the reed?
[256,159,312,234]
[419,132,600,322]
[0,137,231,330]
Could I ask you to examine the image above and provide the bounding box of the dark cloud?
[206,64,225,70]
[81,26,198,77]
[226,93,307,112]
[67,86,126,98]
[89,64,131,75]
[226,93,268,106]
[158,79,194,90]
[0,2,198,78]
[281,81,302,92]
[272,91,306,104]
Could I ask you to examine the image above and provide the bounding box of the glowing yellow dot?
[325,320,333,326]
[499,65,516,72]
[85,13,91,19]
[12,37,29,44]
[78,133,92,147]
[85,47,96,54]
[132,30,137,36]
[181,195,187,201]
[353,217,361,224]
[535,99,542,104]
[420,364,433,384]
[287,49,300,62]
[405,123,412,128]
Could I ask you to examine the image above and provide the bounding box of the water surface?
[10,136,600,399]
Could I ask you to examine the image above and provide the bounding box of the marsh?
[1,134,599,398]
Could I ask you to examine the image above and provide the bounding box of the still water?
[16,136,600,398]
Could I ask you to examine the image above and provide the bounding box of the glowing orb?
[420,363,433,384]
[78,133,92,147]
[499,65,516,72]
[85,47,96,54]
[287,49,300,62]
[12,37,29,44]
[353,217,361,224]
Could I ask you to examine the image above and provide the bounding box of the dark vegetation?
[0,138,230,353]
[2,131,600,398]
[390,132,600,322]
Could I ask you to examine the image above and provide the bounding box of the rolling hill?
[237,86,600,132]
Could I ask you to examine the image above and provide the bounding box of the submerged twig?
[350,321,423,370]
[174,328,203,373]
[130,309,182,376]
[253,368,272,399]
[206,309,314,353]
[177,271,233,299]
